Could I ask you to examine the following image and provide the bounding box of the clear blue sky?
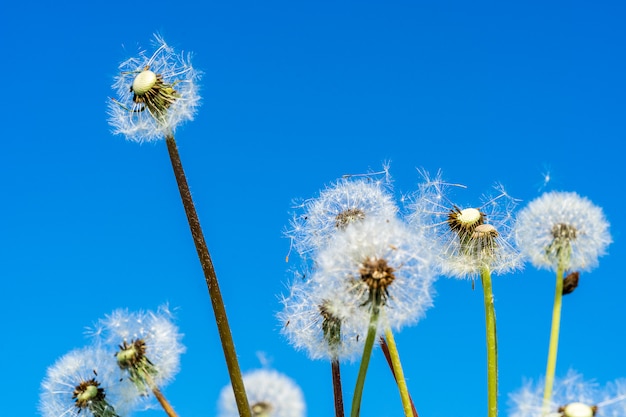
[1,1,625,416]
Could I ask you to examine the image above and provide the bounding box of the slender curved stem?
[542,265,565,415]
[331,359,345,417]
[379,337,418,417]
[350,307,379,417]
[165,135,251,417]
[383,328,414,417]
[144,372,178,417]
[481,267,498,417]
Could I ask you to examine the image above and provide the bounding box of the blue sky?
[1,1,625,416]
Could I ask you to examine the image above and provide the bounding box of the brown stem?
[142,372,178,417]
[332,359,345,417]
[151,384,179,417]
[165,135,251,417]
[379,337,419,417]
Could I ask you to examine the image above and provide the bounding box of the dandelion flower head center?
[131,69,158,96]
[251,401,273,417]
[552,223,578,242]
[558,402,597,417]
[335,208,366,229]
[359,257,396,306]
[129,67,179,118]
[447,207,485,235]
[116,339,148,370]
[473,223,499,239]
[72,379,105,409]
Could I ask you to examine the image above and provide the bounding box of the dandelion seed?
[218,369,306,417]
[515,191,611,272]
[537,164,553,192]
[39,347,136,417]
[108,34,200,143]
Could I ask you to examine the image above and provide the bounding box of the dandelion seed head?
[410,170,522,279]
[313,215,436,333]
[88,304,185,393]
[278,277,365,361]
[218,369,306,417]
[132,70,158,95]
[39,347,136,417]
[453,207,483,227]
[286,171,398,258]
[108,34,200,143]
[559,402,597,417]
[515,192,611,272]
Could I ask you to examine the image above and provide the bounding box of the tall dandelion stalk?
[379,336,418,417]
[381,329,417,417]
[542,254,566,416]
[447,208,504,417]
[480,265,498,417]
[351,302,381,417]
[412,173,522,417]
[515,192,611,415]
[108,35,251,417]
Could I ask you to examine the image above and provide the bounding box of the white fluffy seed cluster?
[90,304,186,389]
[108,34,201,143]
[39,305,185,416]
[279,169,613,361]
[279,169,438,361]
[409,171,523,279]
[515,191,612,272]
[508,370,626,417]
[218,369,306,417]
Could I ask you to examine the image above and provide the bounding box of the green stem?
[165,135,251,417]
[379,337,418,417]
[542,265,565,415]
[383,327,414,417]
[481,267,498,417]
[350,306,380,417]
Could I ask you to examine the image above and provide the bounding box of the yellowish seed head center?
[562,402,594,417]
[458,208,482,225]
[76,384,98,403]
[132,70,158,95]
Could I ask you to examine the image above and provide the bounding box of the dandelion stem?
[379,336,418,417]
[164,134,251,417]
[382,329,417,417]
[481,267,498,417]
[144,372,178,417]
[331,359,345,417]
[542,264,565,416]
[350,306,380,417]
